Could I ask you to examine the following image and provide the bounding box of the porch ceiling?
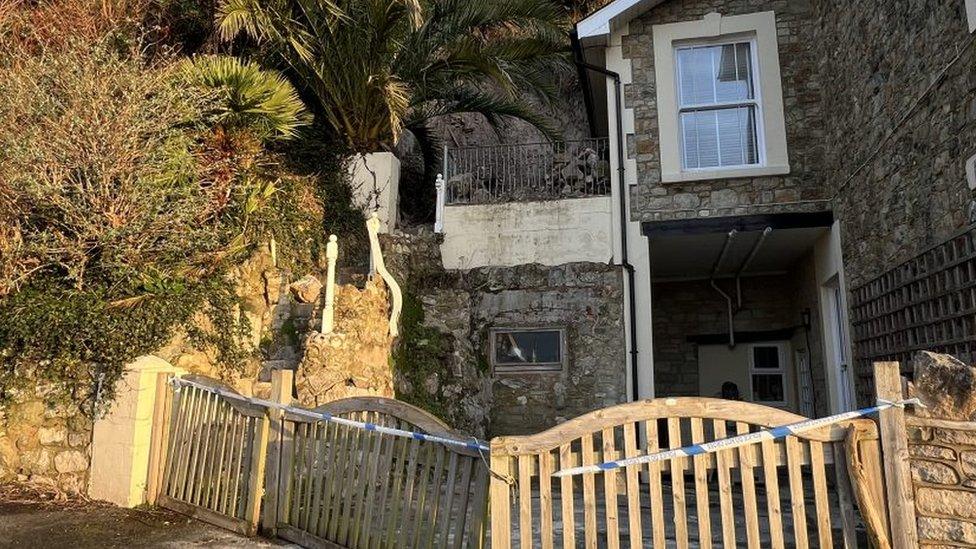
[647,226,828,280]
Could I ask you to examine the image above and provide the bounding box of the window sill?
[661,163,790,183]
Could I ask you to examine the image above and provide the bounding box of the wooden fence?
[147,365,916,548]
[489,397,890,549]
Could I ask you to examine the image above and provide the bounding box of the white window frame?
[748,342,788,406]
[652,11,790,183]
[489,327,567,374]
[674,36,765,172]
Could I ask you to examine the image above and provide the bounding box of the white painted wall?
[439,197,613,269]
[348,152,400,233]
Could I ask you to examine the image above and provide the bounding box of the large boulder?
[290,275,323,304]
[914,351,976,421]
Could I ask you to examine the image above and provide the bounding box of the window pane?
[494,330,561,364]
[677,42,754,107]
[752,374,785,402]
[753,346,780,369]
[680,106,757,169]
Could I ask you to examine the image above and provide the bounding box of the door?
[824,277,856,411]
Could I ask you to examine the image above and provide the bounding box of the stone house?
[429,0,976,434]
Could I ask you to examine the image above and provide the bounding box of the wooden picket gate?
[269,397,490,549]
[147,371,489,547]
[488,397,891,549]
[151,375,270,535]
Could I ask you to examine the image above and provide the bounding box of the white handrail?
[366,213,402,337]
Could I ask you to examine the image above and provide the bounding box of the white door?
[824,278,856,411]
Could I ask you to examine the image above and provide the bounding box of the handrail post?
[874,361,918,548]
[321,234,338,334]
[367,213,402,337]
[434,174,446,234]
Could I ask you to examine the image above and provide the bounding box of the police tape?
[552,398,923,478]
[171,377,490,453]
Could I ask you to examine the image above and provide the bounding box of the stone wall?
[907,417,976,547]
[620,0,828,222]
[383,230,627,437]
[0,391,92,493]
[296,276,395,407]
[813,0,976,290]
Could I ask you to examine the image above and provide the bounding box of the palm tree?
[215,0,570,154]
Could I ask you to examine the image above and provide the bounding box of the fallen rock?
[54,450,88,474]
[914,351,976,421]
[289,275,323,304]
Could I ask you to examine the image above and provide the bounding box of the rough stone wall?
[621,0,828,222]
[907,419,976,547]
[383,230,627,437]
[296,276,395,407]
[0,393,93,493]
[813,0,976,290]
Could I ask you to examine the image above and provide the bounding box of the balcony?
[434,139,615,270]
[442,138,611,205]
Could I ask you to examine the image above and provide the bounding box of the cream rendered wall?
[698,341,797,413]
[439,197,613,269]
[89,356,184,507]
[348,152,400,233]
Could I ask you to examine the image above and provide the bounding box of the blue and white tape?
[553,398,922,478]
[171,377,490,453]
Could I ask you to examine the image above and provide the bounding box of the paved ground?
[0,484,293,548]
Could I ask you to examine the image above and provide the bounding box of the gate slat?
[558,443,576,549]
[360,423,388,548]
[467,464,489,549]
[712,420,736,548]
[690,418,712,549]
[452,456,474,549]
[161,383,188,496]
[667,418,689,549]
[307,423,327,536]
[832,440,859,549]
[193,392,218,506]
[602,427,620,549]
[408,443,436,548]
[388,438,420,548]
[174,387,203,502]
[437,452,459,548]
[372,433,402,549]
[760,437,785,549]
[645,420,666,549]
[786,437,810,549]
[518,454,534,549]
[622,423,643,549]
[581,433,598,549]
[809,440,834,549]
[538,451,554,549]
[349,416,376,547]
[329,422,354,540]
[201,402,226,508]
[736,421,762,549]
[422,446,447,549]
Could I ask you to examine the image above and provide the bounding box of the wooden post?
[261,369,293,536]
[245,407,273,535]
[146,372,173,506]
[489,439,513,549]
[873,361,918,548]
[434,174,446,234]
[322,235,338,334]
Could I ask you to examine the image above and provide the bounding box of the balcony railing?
[442,138,611,205]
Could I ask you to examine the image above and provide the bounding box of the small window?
[676,41,761,170]
[749,344,786,404]
[490,328,565,373]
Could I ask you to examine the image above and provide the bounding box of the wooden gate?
[268,396,489,549]
[489,397,888,549]
[153,375,270,536]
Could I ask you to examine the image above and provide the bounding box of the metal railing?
[443,138,611,205]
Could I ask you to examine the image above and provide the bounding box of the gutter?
[571,29,640,402]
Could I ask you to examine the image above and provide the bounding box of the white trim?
[576,0,667,41]
[652,12,790,183]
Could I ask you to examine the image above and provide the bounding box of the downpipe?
[710,230,737,348]
[735,227,773,309]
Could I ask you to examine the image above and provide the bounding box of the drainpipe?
[735,227,773,309]
[710,230,738,348]
[571,30,640,402]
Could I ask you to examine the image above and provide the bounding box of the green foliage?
[216,0,571,153]
[392,291,453,420]
[184,55,311,141]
